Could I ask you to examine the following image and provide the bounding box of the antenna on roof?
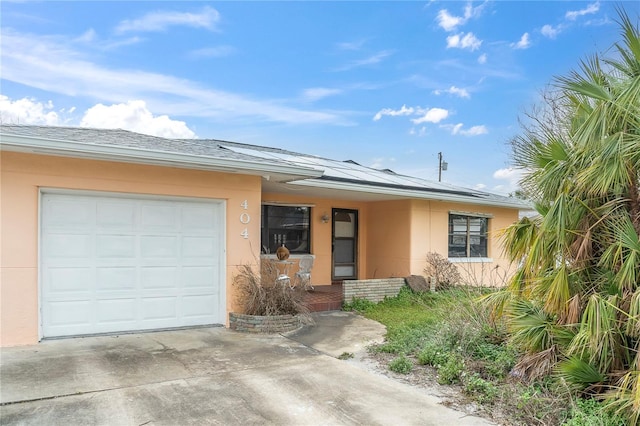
[438,152,448,182]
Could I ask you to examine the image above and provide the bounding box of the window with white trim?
[261,205,311,254]
[448,214,488,258]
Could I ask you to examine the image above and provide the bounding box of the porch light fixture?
[321,212,330,223]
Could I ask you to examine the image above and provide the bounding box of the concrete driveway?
[1,312,491,425]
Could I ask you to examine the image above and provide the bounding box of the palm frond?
[556,356,606,393]
[604,369,640,426]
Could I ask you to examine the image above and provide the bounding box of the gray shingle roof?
[1,124,529,209]
[0,124,285,166]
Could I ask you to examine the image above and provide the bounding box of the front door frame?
[331,208,358,281]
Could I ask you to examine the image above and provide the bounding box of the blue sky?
[1,1,637,194]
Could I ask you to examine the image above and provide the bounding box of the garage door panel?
[96,201,135,229]
[140,203,178,230]
[97,299,137,323]
[141,297,177,320]
[181,205,217,230]
[41,192,225,338]
[141,267,177,289]
[44,199,93,229]
[96,267,137,291]
[182,295,217,318]
[45,234,92,258]
[141,236,178,258]
[182,237,217,257]
[48,268,93,293]
[182,266,217,288]
[96,235,136,258]
[49,300,93,326]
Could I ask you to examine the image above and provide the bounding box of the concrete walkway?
[1,313,492,425]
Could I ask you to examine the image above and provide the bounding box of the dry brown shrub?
[424,252,461,289]
[233,261,311,318]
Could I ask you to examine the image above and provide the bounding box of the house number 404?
[240,200,250,239]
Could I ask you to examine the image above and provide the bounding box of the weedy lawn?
[344,287,626,426]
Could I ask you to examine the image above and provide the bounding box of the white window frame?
[447,212,490,261]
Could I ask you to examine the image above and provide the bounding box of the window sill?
[448,257,493,263]
[260,254,314,260]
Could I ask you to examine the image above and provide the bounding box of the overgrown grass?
[344,286,624,425]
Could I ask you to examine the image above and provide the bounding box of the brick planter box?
[229,312,302,333]
[343,278,407,303]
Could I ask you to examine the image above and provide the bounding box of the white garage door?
[40,191,225,338]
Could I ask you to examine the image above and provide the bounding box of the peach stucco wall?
[1,152,262,346]
[366,200,413,278]
[261,194,518,287]
[410,199,518,285]
[363,199,518,283]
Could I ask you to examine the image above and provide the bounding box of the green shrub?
[389,354,413,374]
[343,297,376,312]
[508,382,568,425]
[375,323,435,354]
[463,373,498,404]
[417,342,448,366]
[563,398,627,426]
[472,342,517,380]
[437,353,464,384]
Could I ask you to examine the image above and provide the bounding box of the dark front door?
[332,208,358,280]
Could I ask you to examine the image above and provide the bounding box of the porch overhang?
[264,177,531,209]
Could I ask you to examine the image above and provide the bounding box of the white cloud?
[115,6,220,34]
[442,122,488,136]
[188,45,235,58]
[0,96,196,138]
[437,9,466,32]
[72,28,142,50]
[511,32,531,49]
[302,87,342,102]
[541,24,560,39]
[0,95,61,125]
[75,28,97,43]
[333,50,393,71]
[493,167,524,193]
[0,29,345,125]
[411,108,449,124]
[375,105,449,126]
[446,32,482,51]
[436,2,487,31]
[409,126,428,137]
[478,53,487,64]
[336,39,366,51]
[460,125,488,136]
[474,183,487,190]
[369,157,396,169]
[373,104,415,121]
[434,86,470,98]
[538,2,599,41]
[80,100,196,139]
[566,2,600,20]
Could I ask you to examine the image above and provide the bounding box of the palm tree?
[492,10,640,422]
